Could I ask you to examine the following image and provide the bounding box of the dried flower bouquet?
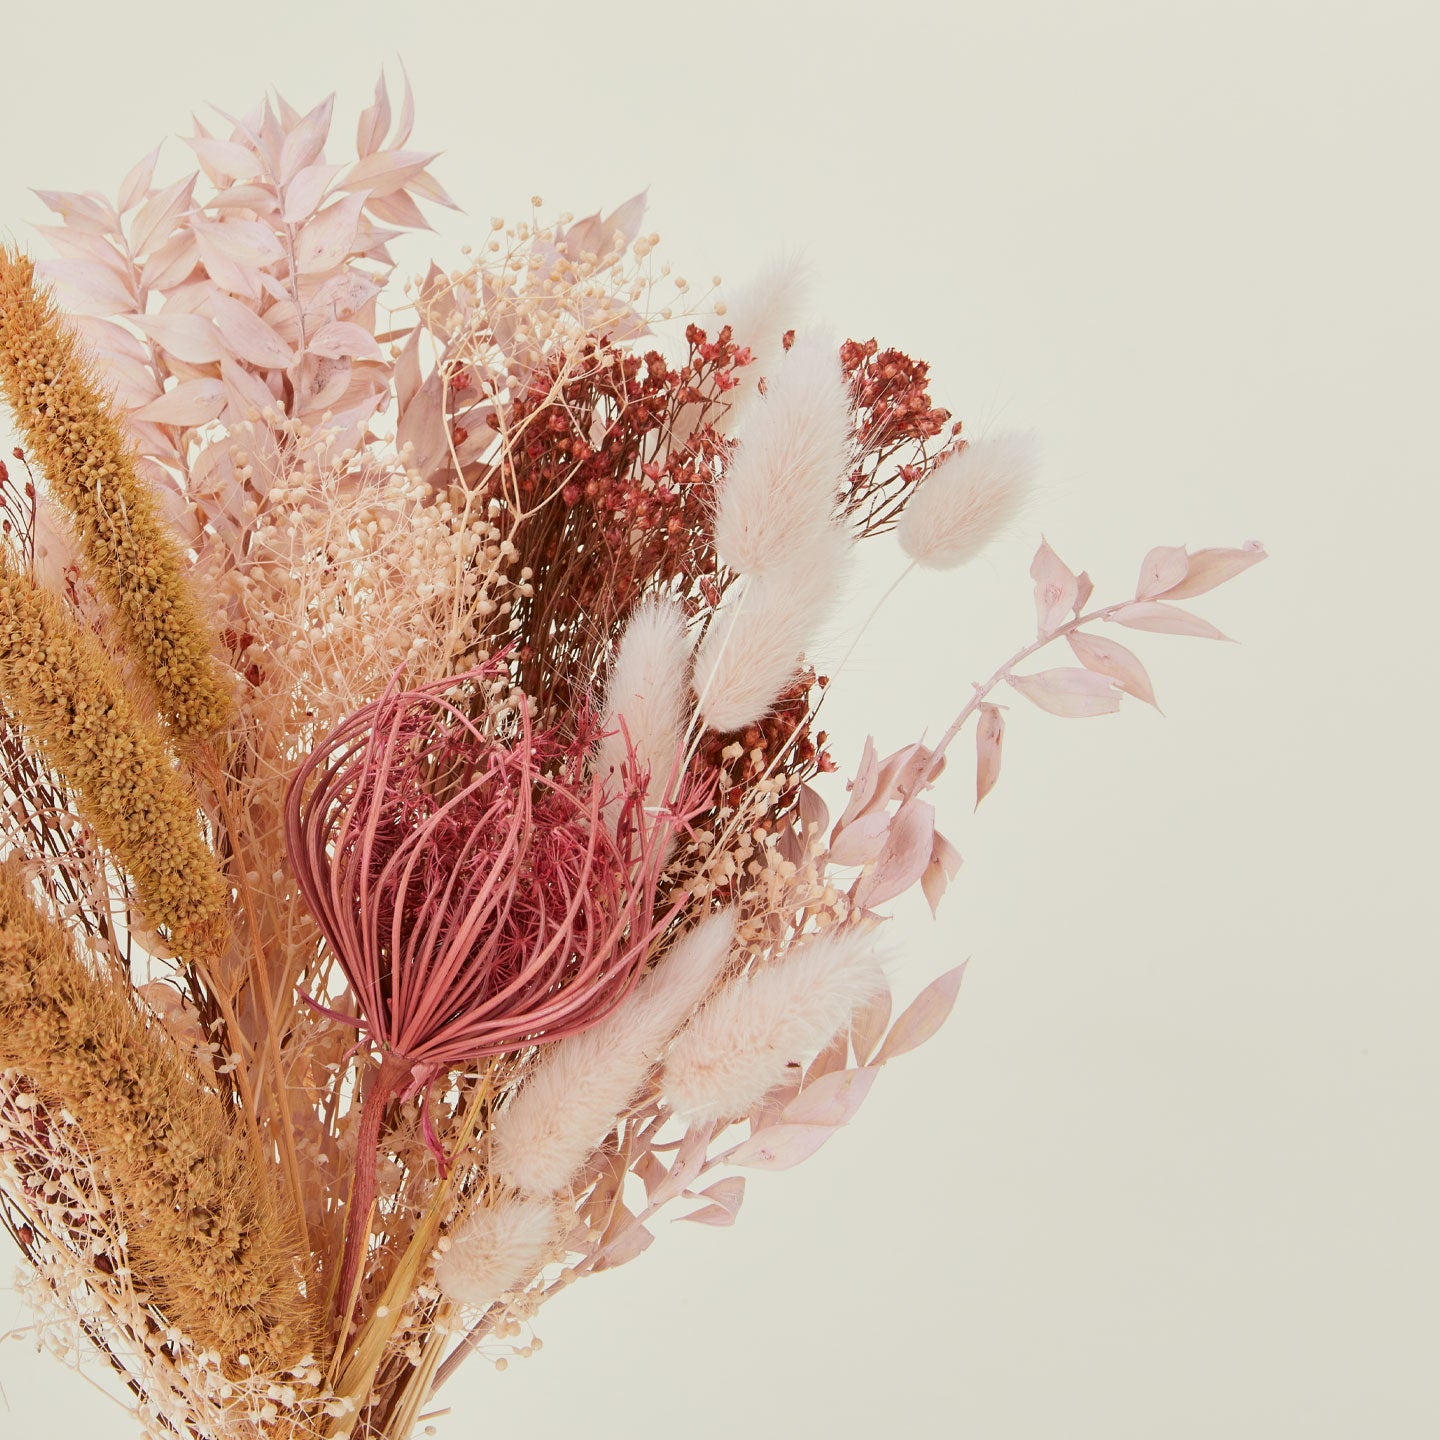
[0,74,1263,1440]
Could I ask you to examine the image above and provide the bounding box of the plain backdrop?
[1,2,1436,1437]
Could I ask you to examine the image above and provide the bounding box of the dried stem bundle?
[0,74,1264,1440]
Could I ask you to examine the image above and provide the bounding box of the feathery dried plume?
[0,559,228,961]
[0,859,322,1375]
[895,432,1037,569]
[712,329,853,576]
[714,254,812,435]
[594,597,694,824]
[435,1193,563,1312]
[0,248,232,736]
[662,925,886,1125]
[693,524,853,734]
[492,908,737,1196]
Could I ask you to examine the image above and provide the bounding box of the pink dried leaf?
[1008,667,1122,718]
[853,798,936,909]
[872,742,939,807]
[920,829,963,917]
[356,72,391,157]
[309,271,384,326]
[696,1175,745,1216]
[396,367,450,478]
[33,188,115,236]
[129,173,197,256]
[132,377,226,427]
[282,163,340,224]
[850,987,892,1067]
[184,136,264,183]
[34,257,134,316]
[632,1150,668,1203]
[139,232,198,293]
[211,183,278,214]
[648,1122,714,1207]
[796,783,830,845]
[279,93,334,183]
[34,225,128,273]
[1068,630,1159,709]
[393,62,416,148]
[132,311,228,366]
[1110,602,1230,640]
[783,1067,879,1127]
[308,319,384,362]
[1031,537,1079,636]
[836,736,880,830]
[602,190,649,254]
[220,359,276,421]
[873,964,967,1066]
[1074,570,1095,613]
[805,1027,852,1083]
[293,191,367,274]
[727,1122,837,1171]
[1156,542,1267,599]
[198,218,285,267]
[338,149,441,199]
[676,1203,737,1228]
[117,145,162,214]
[594,1208,654,1270]
[408,167,462,211]
[827,809,891,868]
[206,292,294,369]
[365,188,431,231]
[1136,544,1190,599]
[975,703,1005,808]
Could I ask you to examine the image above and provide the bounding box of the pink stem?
[336,1050,412,1320]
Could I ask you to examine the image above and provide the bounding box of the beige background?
[2,2,1435,1436]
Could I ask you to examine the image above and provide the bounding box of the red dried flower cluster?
[840,337,961,535]
[486,325,750,719]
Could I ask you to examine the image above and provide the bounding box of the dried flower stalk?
[0,858,322,1377]
[0,248,231,737]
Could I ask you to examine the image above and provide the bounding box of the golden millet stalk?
[0,558,228,961]
[0,859,326,1376]
[0,247,231,736]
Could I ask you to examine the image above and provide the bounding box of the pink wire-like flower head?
[284,665,675,1073]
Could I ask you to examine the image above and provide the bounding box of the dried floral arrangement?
[0,74,1264,1440]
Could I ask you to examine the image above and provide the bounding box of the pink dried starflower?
[284,663,678,1308]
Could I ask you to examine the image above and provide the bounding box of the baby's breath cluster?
[0,249,232,736]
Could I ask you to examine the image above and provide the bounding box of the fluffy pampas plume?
[895,432,1037,569]
[662,925,886,1125]
[711,329,852,576]
[593,597,693,821]
[693,524,852,734]
[435,1193,563,1312]
[492,909,737,1196]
